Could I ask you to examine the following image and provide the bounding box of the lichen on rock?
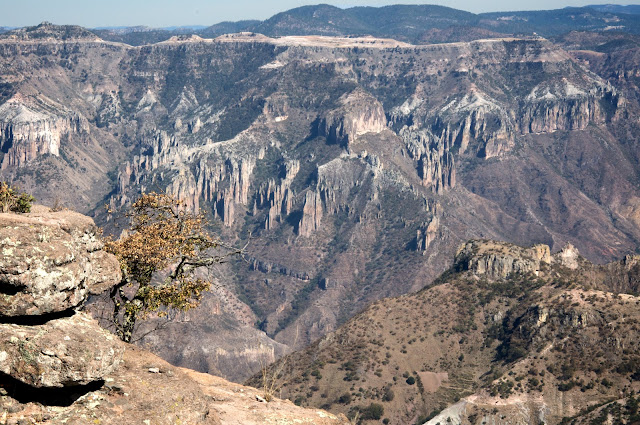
[0,207,121,317]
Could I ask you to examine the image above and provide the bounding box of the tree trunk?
[121,308,136,343]
[120,298,143,343]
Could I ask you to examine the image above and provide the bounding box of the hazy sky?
[1,0,639,28]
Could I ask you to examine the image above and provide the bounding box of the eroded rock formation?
[0,313,122,388]
[318,89,387,147]
[298,190,324,237]
[0,94,90,170]
[455,240,552,279]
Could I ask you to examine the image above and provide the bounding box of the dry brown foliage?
[104,192,242,342]
[0,181,35,213]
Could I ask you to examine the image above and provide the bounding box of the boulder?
[0,312,124,388]
[0,208,121,316]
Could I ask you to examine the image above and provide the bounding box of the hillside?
[249,4,480,42]
[248,240,640,424]
[252,5,640,41]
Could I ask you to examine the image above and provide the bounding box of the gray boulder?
[0,312,124,388]
[0,207,121,316]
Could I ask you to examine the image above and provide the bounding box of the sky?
[1,0,639,28]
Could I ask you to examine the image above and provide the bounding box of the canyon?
[0,13,639,390]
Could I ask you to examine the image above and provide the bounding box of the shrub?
[558,381,576,392]
[0,181,35,213]
[359,403,384,420]
[105,193,240,342]
[338,393,352,404]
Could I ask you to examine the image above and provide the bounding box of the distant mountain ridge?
[1,21,101,41]
[249,4,479,40]
[63,3,640,46]
[588,4,640,15]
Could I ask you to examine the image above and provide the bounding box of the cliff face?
[455,240,552,279]
[299,190,324,237]
[0,207,121,316]
[0,29,639,381]
[0,34,127,210]
[519,80,616,133]
[254,240,640,425]
[318,89,388,147]
[0,206,124,414]
[0,94,90,170]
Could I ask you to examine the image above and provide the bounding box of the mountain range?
[85,4,640,46]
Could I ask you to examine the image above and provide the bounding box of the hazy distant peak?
[588,4,640,15]
[0,21,102,42]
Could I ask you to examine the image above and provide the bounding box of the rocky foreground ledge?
[0,207,348,424]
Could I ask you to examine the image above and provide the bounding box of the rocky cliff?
[0,207,349,425]
[455,240,552,279]
[0,206,124,418]
[0,206,120,316]
[0,94,90,170]
[318,89,388,148]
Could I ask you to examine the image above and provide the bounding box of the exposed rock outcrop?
[520,80,619,133]
[296,153,381,237]
[258,159,299,230]
[318,89,387,148]
[418,149,456,194]
[298,190,323,237]
[600,252,640,294]
[114,129,264,225]
[0,207,124,394]
[249,257,310,281]
[0,313,122,388]
[400,127,457,193]
[455,240,552,279]
[2,342,350,424]
[434,89,516,159]
[416,216,440,252]
[0,208,121,317]
[391,71,619,198]
[553,242,581,269]
[0,94,90,170]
